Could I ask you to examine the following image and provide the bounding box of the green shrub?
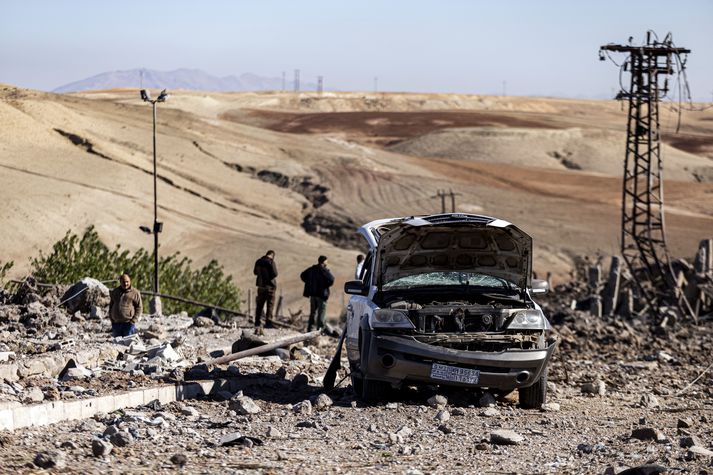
[31,226,240,315]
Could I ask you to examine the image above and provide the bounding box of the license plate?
[430,363,480,384]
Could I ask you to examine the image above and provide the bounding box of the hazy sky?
[2,0,712,99]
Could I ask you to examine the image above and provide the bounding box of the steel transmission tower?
[599,32,692,320]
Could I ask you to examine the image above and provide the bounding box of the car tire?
[518,367,548,409]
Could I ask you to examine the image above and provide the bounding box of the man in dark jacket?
[253,250,278,328]
[300,255,335,332]
[109,273,142,337]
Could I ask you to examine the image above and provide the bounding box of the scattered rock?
[229,395,261,415]
[24,386,44,403]
[435,410,450,422]
[313,393,333,411]
[91,438,113,457]
[676,418,693,429]
[33,450,66,469]
[219,433,263,447]
[267,426,283,438]
[293,399,313,415]
[581,379,606,396]
[639,393,660,408]
[630,427,667,443]
[615,464,668,475]
[291,373,309,389]
[170,453,187,467]
[109,432,133,447]
[193,316,214,328]
[180,405,200,418]
[427,394,447,409]
[481,407,500,418]
[437,424,453,434]
[680,435,703,448]
[687,445,713,459]
[451,407,466,416]
[541,402,560,412]
[490,430,524,445]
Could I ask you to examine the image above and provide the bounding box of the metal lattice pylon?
[600,33,692,320]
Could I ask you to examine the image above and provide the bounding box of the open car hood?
[371,214,533,290]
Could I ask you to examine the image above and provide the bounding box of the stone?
[541,402,560,412]
[25,386,44,403]
[193,316,214,327]
[437,424,453,434]
[581,380,606,396]
[427,394,447,409]
[267,426,283,438]
[630,427,666,442]
[296,420,317,428]
[60,441,78,450]
[274,348,291,361]
[91,438,113,457]
[109,432,133,447]
[293,400,313,415]
[481,407,500,418]
[452,407,466,416]
[229,395,261,415]
[313,393,333,411]
[58,359,92,381]
[639,393,660,408]
[478,392,496,407]
[385,402,398,410]
[180,405,200,418]
[170,453,187,467]
[680,435,703,448]
[213,390,233,402]
[103,425,120,437]
[490,430,524,445]
[687,445,713,459]
[435,410,450,422]
[219,433,263,447]
[33,450,66,469]
[60,278,109,314]
[676,418,693,429]
[89,305,103,320]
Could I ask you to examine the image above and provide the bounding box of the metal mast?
[600,32,692,320]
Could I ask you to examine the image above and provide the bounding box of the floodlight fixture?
[156,89,168,102]
[139,225,152,234]
[140,89,151,102]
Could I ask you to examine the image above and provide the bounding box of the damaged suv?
[344,213,558,408]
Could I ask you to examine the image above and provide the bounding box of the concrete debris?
[435,410,450,422]
[170,453,187,467]
[91,438,113,457]
[60,278,109,314]
[109,431,134,447]
[639,393,660,408]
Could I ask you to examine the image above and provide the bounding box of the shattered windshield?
[382,272,515,290]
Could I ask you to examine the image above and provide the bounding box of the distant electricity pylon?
[600,31,693,321]
[293,69,300,92]
[432,189,461,213]
[317,76,323,94]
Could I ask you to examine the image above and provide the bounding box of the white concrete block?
[0,409,14,431]
[63,400,84,422]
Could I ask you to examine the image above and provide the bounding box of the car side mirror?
[530,279,549,295]
[344,280,367,296]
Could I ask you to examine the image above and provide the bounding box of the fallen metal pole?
[207,330,321,366]
[140,290,246,317]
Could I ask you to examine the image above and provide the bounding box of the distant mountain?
[53,68,318,93]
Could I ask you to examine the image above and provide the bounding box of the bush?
[30,226,240,315]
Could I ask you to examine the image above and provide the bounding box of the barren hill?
[2,86,712,315]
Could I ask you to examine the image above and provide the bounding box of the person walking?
[300,255,335,332]
[108,273,142,337]
[253,250,278,328]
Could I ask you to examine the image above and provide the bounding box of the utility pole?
[600,32,693,321]
[431,190,447,213]
[139,88,169,316]
[448,189,461,212]
[294,69,300,92]
[317,76,323,94]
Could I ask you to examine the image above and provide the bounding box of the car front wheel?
[518,367,548,409]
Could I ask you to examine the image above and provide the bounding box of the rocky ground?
[0,278,712,474]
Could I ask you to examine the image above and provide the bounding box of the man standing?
[109,273,142,337]
[253,250,278,328]
[300,255,335,332]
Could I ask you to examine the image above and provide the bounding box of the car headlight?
[505,309,550,330]
[369,309,415,329]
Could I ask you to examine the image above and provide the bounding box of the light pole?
[140,88,168,315]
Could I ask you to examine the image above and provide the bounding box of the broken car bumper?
[363,333,559,390]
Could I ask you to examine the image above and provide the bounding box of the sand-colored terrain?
[1,86,712,314]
